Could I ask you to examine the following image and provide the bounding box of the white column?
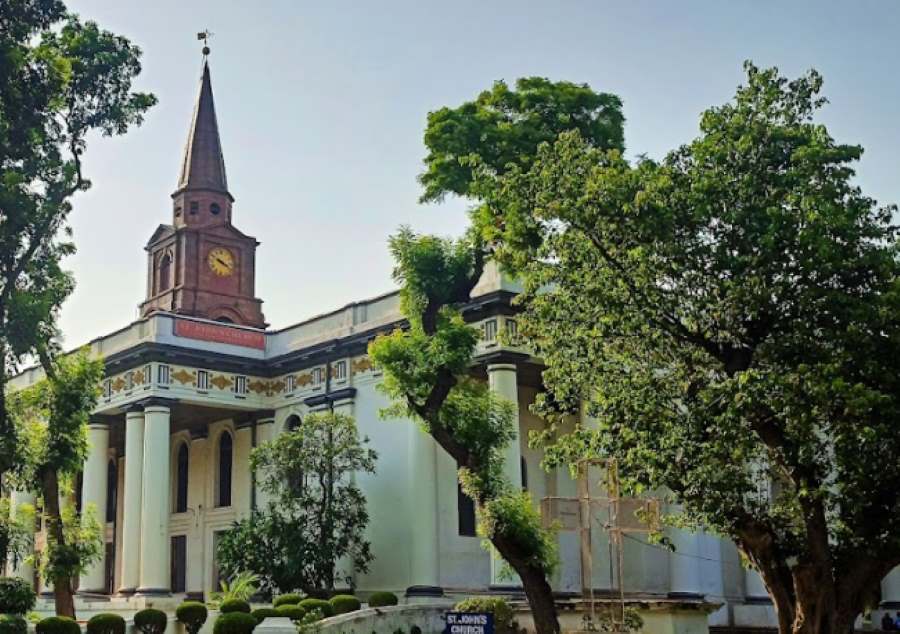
[78,422,110,593]
[137,402,171,595]
[487,363,522,587]
[668,527,703,597]
[881,566,900,611]
[332,399,356,589]
[408,424,440,592]
[118,407,144,594]
[8,490,35,584]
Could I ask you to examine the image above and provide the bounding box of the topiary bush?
[367,591,398,607]
[273,593,302,608]
[454,597,516,634]
[134,609,168,634]
[212,612,257,634]
[0,577,36,615]
[329,594,360,615]
[0,615,27,634]
[219,599,251,614]
[176,601,209,634]
[86,613,126,634]
[36,617,80,634]
[274,605,305,621]
[250,608,279,624]
[298,598,333,618]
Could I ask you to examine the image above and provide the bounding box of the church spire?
[175,59,229,197]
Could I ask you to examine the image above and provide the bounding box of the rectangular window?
[333,360,347,381]
[102,379,112,398]
[197,370,209,390]
[312,367,325,386]
[143,364,152,385]
[505,318,518,341]
[457,463,477,537]
[157,364,171,385]
[171,535,187,593]
[125,371,134,391]
[483,319,498,342]
[284,375,295,394]
[233,375,247,395]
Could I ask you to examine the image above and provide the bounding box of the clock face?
[207,247,235,277]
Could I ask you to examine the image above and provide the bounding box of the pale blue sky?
[60,0,900,346]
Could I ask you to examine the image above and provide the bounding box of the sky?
[58,0,900,347]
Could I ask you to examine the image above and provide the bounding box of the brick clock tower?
[139,58,266,328]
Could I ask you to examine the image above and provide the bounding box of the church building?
[7,56,900,629]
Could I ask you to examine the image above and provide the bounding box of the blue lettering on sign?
[445,612,494,634]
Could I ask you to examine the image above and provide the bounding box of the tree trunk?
[493,533,561,634]
[40,467,76,618]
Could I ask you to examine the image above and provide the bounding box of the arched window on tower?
[217,431,232,508]
[158,253,172,293]
[106,459,117,522]
[175,443,189,513]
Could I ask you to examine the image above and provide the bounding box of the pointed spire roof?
[176,61,229,196]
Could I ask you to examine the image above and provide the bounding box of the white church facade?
[6,58,900,629]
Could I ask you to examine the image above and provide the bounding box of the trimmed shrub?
[134,609,168,634]
[329,594,360,615]
[367,591,398,607]
[0,577,36,615]
[86,613,126,634]
[220,599,251,614]
[274,605,305,621]
[176,601,209,634]
[298,598,333,618]
[212,612,257,634]
[454,597,515,634]
[0,615,27,634]
[273,593,302,608]
[250,608,279,624]
[36,617,80,634]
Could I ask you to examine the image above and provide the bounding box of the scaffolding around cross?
[540,457,662,633]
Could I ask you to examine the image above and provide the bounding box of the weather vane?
[197,29,214,57]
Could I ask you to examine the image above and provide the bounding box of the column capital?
[87,420,110,430]
[486,362,518,373]
[138,396,175,412]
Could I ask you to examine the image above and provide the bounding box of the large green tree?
[0,0,156,474]
[217,412,377,597]
[481,63,900,634]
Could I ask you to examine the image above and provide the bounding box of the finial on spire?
[197,29,213,57]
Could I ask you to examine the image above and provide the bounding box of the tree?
[216,412,377,597]
[0,0,156,475]
[0,496,33,571]
[483,62,900,634]
[9,350,104,617]
[369,229,560,634]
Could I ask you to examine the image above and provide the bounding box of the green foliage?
[250,608,280,624]
[219,600,251,615]
[218,412,376,596]
[454,597,516,634]
[477,492,558,577]
[274,605,305,621]
[367,591,398,607]
[209,571,259,605]
[296,609,325,631]
[0,615,27,634]
[0,576,36,614]
[37,502,103,583]
[298,598,333,618]
[175,602,208,634]
[329,594,360,615]
[273,593,302,607]
[133,609,167,634]
[35,617,79,634]
[0,499,34,573]
[212,612,257,634]
[488,61,900,626]
[85,613,125,634]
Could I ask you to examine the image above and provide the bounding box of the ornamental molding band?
[210,374,231,390]
[351,356,374,375]
[174,318,265,349]
[172,369,195,385]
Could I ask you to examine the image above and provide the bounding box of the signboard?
[445,612,494,634]
[173,319,265,350]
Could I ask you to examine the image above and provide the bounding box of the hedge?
[134,609,168,634]
[298,598,333,618]
[274,605,305,621]
[0,615,27,634]
[219,599,251,614]
[250,608,279,624]
[329,594,360,615]
[36,617,80,634]
[0,577,36,615]
[454,597,515,634]
[176,601,209,634]
[86,613,126,634]
[213,612,257,634]
[367,591,398,607]
[273,593,302,608]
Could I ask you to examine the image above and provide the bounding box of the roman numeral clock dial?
[207,247,235,276]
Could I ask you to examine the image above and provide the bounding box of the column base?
[405,585,444,598]
[185,591,205,602]
[76,590,110,600]
[135,587,172,597]
[116,587,137,597]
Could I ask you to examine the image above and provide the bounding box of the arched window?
[158,253,172,293]
[217,431,233,508]
[106,460,117,522]
[175,443,189,513]
[520,456,528,491]
[210,202,221,215]
[284,415,303,493]
[285,414,301,432]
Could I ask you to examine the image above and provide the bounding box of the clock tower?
[139,57,266,328]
